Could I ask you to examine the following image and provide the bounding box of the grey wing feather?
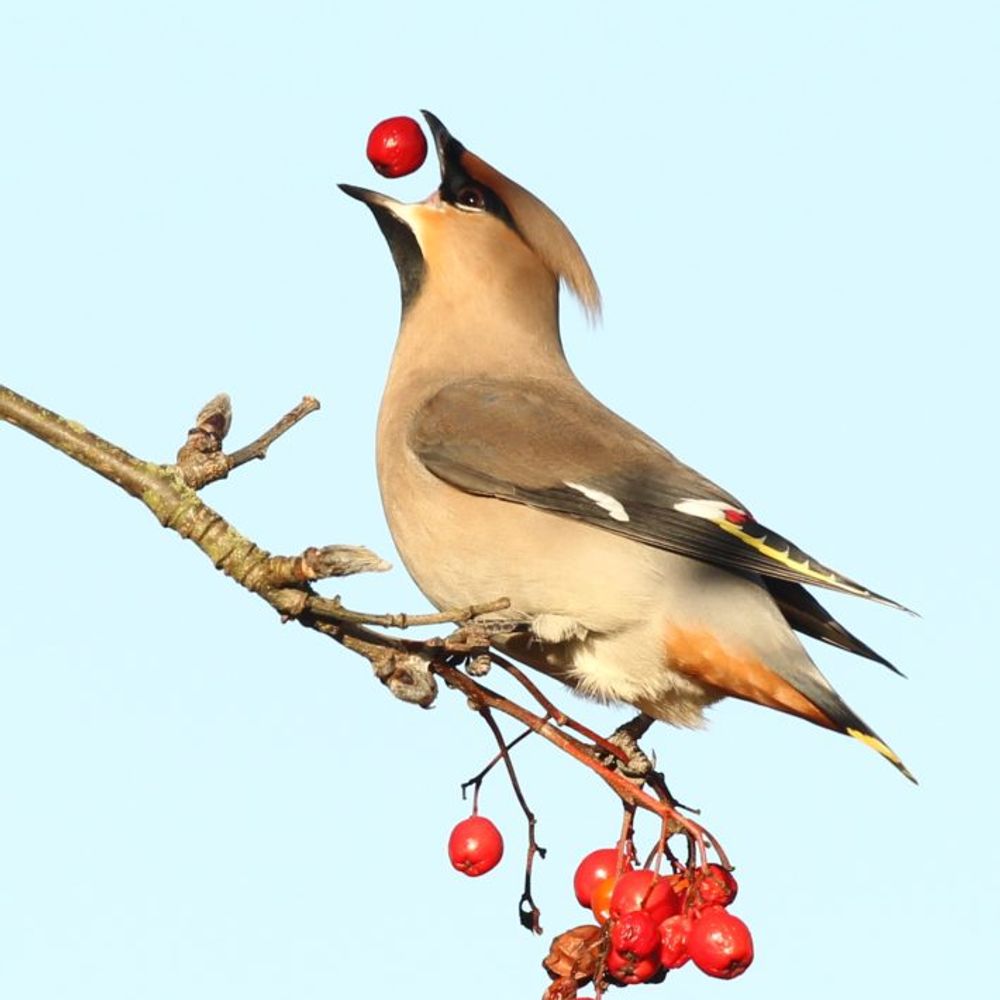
[410,378,909,612]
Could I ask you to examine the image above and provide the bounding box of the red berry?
[611,910,660,959]
[590,875,617,923]
[366,116,428,178]
[605,946,661,985]
[693,863,738,909]
[573,848,632,908]
[658,913,693,969]
[687,907,754,979]
[447,815,503,877]
[610,870,680,926]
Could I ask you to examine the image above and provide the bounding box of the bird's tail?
[775,661,916,783]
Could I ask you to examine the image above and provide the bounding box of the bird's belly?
[380,453,664,632]
[497,623,722,728]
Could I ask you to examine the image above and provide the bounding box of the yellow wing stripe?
[716,519,867,595]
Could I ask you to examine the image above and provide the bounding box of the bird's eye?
[456,186,486,210]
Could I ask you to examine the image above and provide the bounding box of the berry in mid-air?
[366,116,428,178]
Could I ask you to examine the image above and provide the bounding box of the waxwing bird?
[341,111,914,781]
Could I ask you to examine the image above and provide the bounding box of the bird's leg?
[602,713,656,781]
[601,714,713,870]
[451,618,533,643]
[603,714,696,813]
[440,619,530,678]
[613,712,655,743]
[443,618,532,675]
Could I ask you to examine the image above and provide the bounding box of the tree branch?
[2,382,732,996]
[1,382,722,834]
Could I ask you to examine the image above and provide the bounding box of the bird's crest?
[461,149,602,321]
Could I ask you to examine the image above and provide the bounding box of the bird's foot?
[443,618,532,675]
[600,713,655,782]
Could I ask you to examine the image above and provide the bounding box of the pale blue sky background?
[1,3,997,998]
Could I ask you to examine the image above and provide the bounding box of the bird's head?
[340,112,601,329]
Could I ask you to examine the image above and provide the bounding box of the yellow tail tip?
[847,728,918,784]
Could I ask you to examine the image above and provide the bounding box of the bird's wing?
[763,579,902,674]
[410,377,910,613]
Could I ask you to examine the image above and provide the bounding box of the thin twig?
[478,707,546,935]
[461,726,535,805]
[176,394,322,489]
[616,803,637,875]
[432,662,719,862]
[490,652,567,723]
[226,396,320,470]
[305,595,511,629]
[491,653,630,765]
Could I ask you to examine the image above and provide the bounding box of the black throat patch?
[366,202,426,313]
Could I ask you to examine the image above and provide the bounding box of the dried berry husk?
[543,924,604,982]
[542,976,579,1000]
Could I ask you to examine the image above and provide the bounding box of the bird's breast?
[377,394,665,633]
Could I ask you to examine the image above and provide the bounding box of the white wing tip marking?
[565,481,630,522]
[673,499,731,520]
[674,498,751,525]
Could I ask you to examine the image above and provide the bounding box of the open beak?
[339,110,462,211]
[420,109,463,180]
[338,183,406,210]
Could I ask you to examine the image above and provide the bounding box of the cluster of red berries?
[447,815,753,993]
[572,847,753,987]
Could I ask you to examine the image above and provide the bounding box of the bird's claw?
[601,714,656,782]
[445,618,532,655]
